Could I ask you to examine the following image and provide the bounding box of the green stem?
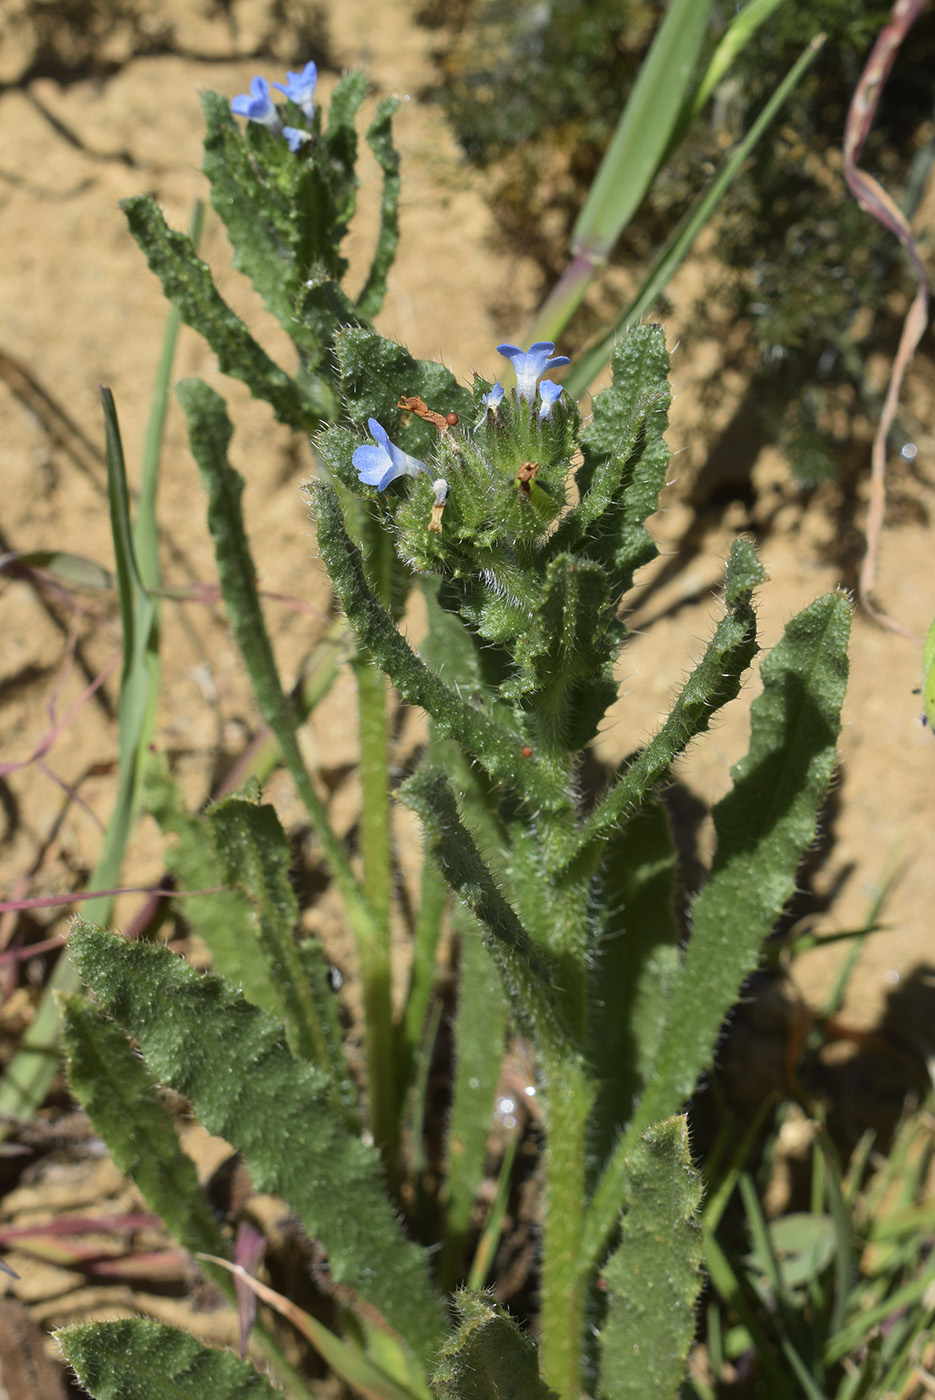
[356,662,392,929]
[353,656,397,1163]
[353,505,400,1165]
[539,1053,595,1400]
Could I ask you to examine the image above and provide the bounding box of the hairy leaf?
[59,994,226,1259]
[312,482,572,816]
[69,923,446,1364]
[57,1319,279,1400]
[570,536,765,873]
[586,798,681,1168]
[123,196,325,429]
[583,591,850,1270]
[598,1116,703,1400]
[638,590,851,1129]
[501,552,619,752]
[549,324,671,597]
[431,1291,559,1400]
[356,97,403,319]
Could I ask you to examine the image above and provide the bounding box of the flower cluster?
[497,341,569,403]
[231,62,318,153]
[475,342,567,432]
[352,342,569,504]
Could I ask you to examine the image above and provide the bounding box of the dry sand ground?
[0,0,933,1374]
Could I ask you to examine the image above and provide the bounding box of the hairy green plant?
[32,61,854,1400]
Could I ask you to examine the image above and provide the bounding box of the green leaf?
[438,926,508,1290]
[527,0,716,341]
[549,324,671,599]
[571,0,715,259]
[176,379,378,950]
[57,1319,279,1400]
[746,1213,838,1291]
[69,922,446,1365]
[598,1116,703,1400]
[586,799,681,1167]
[583,591,850,1273]
[207,796,336,1070]
[142,759,280,1017]
[639,591,850,1125]
[356,96,403,319]
[122,195,324,430]
[430,1291,559,1400]
[566,34,825,396]
[571,537,764,871]
[333,327,474,457]
[2,549,114,589]
[147,761,355,1120]
[0,390,160,1125]
[59,993,226,1258]
[398,769,572,1062]
[320,70,370,227]
[201,94,305,337]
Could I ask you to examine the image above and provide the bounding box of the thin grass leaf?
[817,1136,856,1339]
[528,0,716,342]
[0,390,160,1125]
[200,1258,431,1400]
[665,0,792,156]
[565,34,826,399]
[467,1127,519,1294]
[739,1173,795,1311]
[400,859,448,1106]
[69,922,446,1364]
[703,1231,797,1400]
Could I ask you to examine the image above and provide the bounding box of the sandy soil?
[0,0,933,1376]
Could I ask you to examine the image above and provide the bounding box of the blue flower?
[274,62,319,120]
[538,380,564,419]
[473,381,504,434]
[352,418,429,491]
[284,126,311,153]
[230,76,282,134]
[496,341,570,401]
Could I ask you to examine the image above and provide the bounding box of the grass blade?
[565,34,826,399]
[528,0,715,341]
[0,389,159,1124]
